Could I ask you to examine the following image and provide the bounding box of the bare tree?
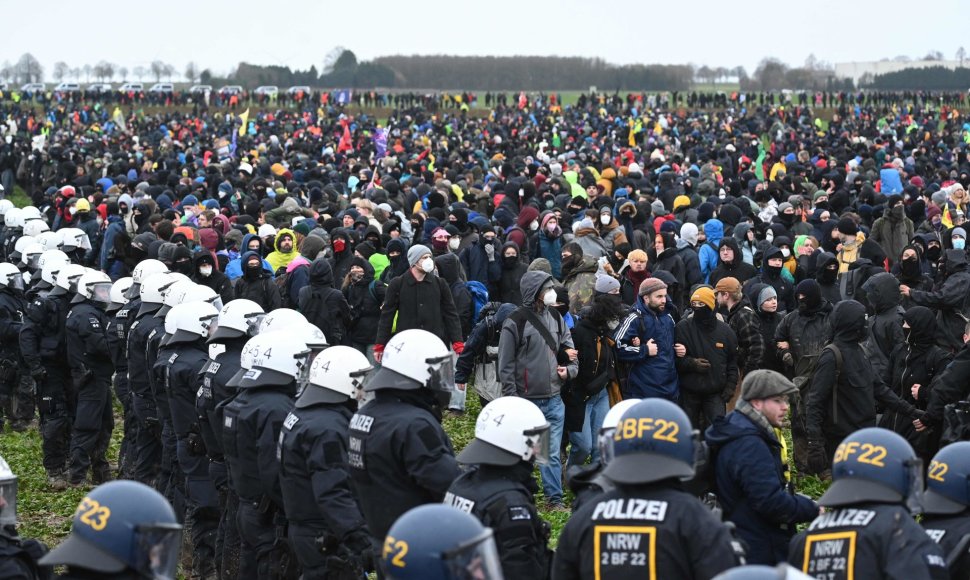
[958,47,967,66]
[94,61,115,82]
[163,63,174,81]
[118,66,128,81]
[53,61,69,82]
[0,62,12,83]
[715,66,729,84]
[322,46,346,74]
[893,55,912,62]
[150,60,166,82]
[70,67,81,81]
[133,66,146,81]
[82,64,92,83]
[15,53,43,84]
[924,50,944,61]
[184,61,198,83]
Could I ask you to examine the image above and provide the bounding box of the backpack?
[793,343,843,392]
[465,281,490,323]
[299,286,344,344]
[274,266,294,308]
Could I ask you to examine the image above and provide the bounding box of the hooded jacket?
[710,237,758,288]
[861,272,904,381]
[343,257,385,346]
[562,256,599,316]
[805,300,917,440]
[376,261,463,347]
[298,258,351,344]
[732,222,757,266]
[459,233,502,289]
[497,272,577,399]
[329,229,357,284]
[614,292,679,401]
[225,233,273,280]
[705,411,818,565]
[699,219,724,282]
[192,252,233,305]
[435,253,473,338]
[909,249,970,351]
[813,252,842,305]
[747,246,795,312]
[674,309,739,398]
[880,306,952,456]
[265,228,299,273]
[233,250,282,311]
[870,204,913,266]
[496,241,527,306]
[675,236,704,289]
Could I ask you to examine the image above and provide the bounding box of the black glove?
[345,530,377,572]
[186,431,206,456]
[691,358,712,372]
[144,416,162,440]
[807,438,829,475]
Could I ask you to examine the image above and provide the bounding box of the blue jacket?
[224,234,274,280]
[535,231,563,279]
[880,167,903,194]
[705,411,818,565]
[459,237,502,287]
[699,219,724,282]
[100,215,125,275]
[613,296,678,400]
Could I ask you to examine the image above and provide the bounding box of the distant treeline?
[866,66,970,90]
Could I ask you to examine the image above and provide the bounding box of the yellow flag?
[238,108,249,137]
[112,107,126,132]
[943,205,954,229]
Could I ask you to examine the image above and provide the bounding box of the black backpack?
[299,285,344,344]
[275,266,294,308]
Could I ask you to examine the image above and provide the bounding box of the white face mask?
[199,266,213,277]
[781,248,791,258]
[766,230,774,243]
[420,257,435,273]
[448,238,460,251]
[542,288,557,306]
[529,220,539,231]
[600,214,611,225]
[69,207,78,215]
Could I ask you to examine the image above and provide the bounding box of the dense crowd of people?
[0,90,968,579]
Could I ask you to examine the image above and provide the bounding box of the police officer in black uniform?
[222,331,307,579]
[159,300,221,579]
[0,455,50,580]
[125,270,172,486]
[39,480,183,580]
[104,277,134,479]
[553,398,743,579]
[788,427,947,579]
[445,395,552,578]
[20,263,83,490]
[0,263,31,433]
[198,298,263,580]
[279,345,375,579]
[348,328,461,547]
[921,441,970,578]
[567,398,642,513]
[64,270,115,486]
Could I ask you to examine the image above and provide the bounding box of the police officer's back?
[222,330,307,579]
[566,398,641,513]
[553,399,743,580]
[0,263,29,432]
[921,442,970,579]
[279,345,375,578]
[348,328,461,543]
[445,396,552,578]
[104,277,134,478]
[788,427,948,579]
[39,480,182,580]
[0,455,51,580]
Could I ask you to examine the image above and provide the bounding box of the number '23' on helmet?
[602,398,697,485]
[39,480,182,579]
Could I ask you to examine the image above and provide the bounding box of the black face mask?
[244,263,262,279]
[815,201,830,211]
[765,263,782,277]
[926,246,941,262]
[561,255,580,275]
[693,306,715,325]
[502,255,519,269]
[900,257,921,279]
[779,212,795,226]
[817,266,837,284]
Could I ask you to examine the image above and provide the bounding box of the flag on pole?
[373,127,388,160]
[337,120,353,153]
[943,204,954,229]
[238,108,249,137]
[111,107,126,133]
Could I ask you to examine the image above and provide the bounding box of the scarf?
[736,399,791,483]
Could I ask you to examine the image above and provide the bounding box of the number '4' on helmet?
[457,396,551,466]
[296,345,372,407]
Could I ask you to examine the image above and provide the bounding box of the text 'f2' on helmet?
[297,345,373,408]
[0,263,24,293]
[208,298,264,343]
[107,277,133,314]
[38,249,70,286]
[922,440,970,515]
[458,396,551,467]
[72,270,112,307]
[820,427,923,511]
[52,263,87,296]
[365,328,455,393]
[597,398,642,465]
[138,272,178,315]
[381,504,503,580]
[39,480,182,579]
[0,453,17,527]
[234,331,310,389]
[128,258,169,299]
[164,301,220,346]
[603,398,697,485]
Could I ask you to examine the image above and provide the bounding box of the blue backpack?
[465,281,490,323]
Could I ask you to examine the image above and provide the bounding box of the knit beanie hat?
[594,275,621,294]
[690,287,715,311]
[407,244,431,267]
[638,277,667,296]
[758,285,778,307]
[837,216,858,236]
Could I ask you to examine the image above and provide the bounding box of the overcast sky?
[5,0,967,81]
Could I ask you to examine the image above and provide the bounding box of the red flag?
[337,120,352,153]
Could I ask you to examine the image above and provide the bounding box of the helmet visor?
[426,353,456,394]
[6,273,24,292]
[90,282,112,307]
[0,476,17,526]
[132,523,182,580]
[524,425,551,465]
[598,427,618,466]
[442,529,503,580]
[906,457,925,514]
[25,252,42,269]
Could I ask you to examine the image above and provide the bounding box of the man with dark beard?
[675,286,739,430]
